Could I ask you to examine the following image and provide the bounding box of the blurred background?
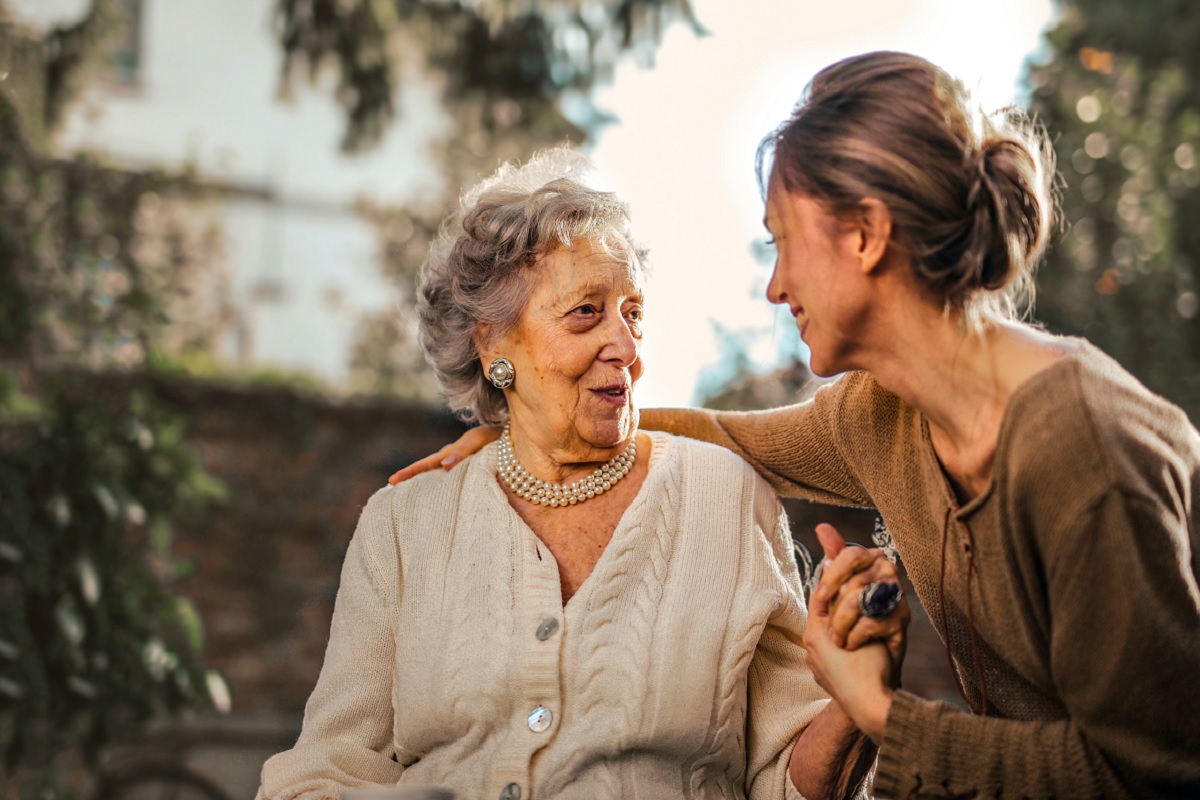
[1,0,1197,797]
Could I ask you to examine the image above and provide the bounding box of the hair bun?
[759,52,1057,322]
[957,127,1053,300]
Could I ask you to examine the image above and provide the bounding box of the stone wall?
[152,376,468,716]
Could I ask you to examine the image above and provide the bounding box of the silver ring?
[859,580,902,620]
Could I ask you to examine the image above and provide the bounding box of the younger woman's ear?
[855,198,893,274]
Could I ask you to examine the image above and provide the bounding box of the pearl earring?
[488,357,515,389]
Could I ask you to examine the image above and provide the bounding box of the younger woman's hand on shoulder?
[388,425,502,484]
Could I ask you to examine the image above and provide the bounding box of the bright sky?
[589,0,1055,407]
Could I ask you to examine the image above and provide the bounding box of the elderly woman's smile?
[485,238,645,477]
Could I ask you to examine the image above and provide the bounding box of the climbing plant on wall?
[0,6,228,789]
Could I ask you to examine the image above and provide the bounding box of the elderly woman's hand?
[804,605,895,744]
[809,523,910,675]
[388,425,502,484]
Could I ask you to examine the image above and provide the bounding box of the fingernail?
[441,455,460,468]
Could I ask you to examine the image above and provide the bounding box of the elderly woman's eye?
[575,304,598,315]
[626,307,643,322]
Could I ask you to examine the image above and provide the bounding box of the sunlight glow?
[589,0,1055,406]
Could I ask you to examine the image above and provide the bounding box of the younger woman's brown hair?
[759,51,1057,324]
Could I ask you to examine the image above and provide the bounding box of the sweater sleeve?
[874,488,1200,799]
[257,488,405,800]
[746,505,871,800]
[639,377,872,507]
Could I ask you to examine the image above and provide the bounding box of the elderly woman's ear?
[473,325,492,358]
[475,327,516,391]
[474,327,499,373]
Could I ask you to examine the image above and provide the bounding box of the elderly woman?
[257,150,906,800]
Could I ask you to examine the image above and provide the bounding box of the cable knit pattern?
[257,432,830,800]
[558,441,679,797]
[643,340,1200,799]
[684,480,772,799]
[683,616,756,798]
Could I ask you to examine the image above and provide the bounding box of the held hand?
[803,605,894,744]
[810,523,910,674]
[388,425,502,484]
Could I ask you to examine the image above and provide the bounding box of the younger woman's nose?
[766,266,788,305]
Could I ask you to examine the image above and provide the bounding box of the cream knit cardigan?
[257,431,829,800]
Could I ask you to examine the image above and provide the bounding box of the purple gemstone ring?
[859,581,903,620]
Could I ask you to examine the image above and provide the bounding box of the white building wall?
[7,0,452,387]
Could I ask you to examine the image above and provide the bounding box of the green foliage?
[1,11,229,784]
[42,0,125,133]
[0,86,231,372]
[1029,0,1200,421]
[276,0,702,152]
[0,371,225,782]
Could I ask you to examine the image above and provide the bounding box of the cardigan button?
[535,617,559,640]
[527,705,553,732]
[499,783,521,800]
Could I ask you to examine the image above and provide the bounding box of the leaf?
[173,596,204,655]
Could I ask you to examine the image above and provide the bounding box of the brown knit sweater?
[644,341,1200,799]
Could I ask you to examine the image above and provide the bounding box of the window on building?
[109,0,142,85]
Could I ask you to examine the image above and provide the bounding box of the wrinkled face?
[764,176,871,377]
[487,238,645,459]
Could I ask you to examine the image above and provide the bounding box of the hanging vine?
[1,8,229,790]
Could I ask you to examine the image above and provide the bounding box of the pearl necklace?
[497,425,636,507]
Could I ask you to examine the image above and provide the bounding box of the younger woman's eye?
[765,237,777,246]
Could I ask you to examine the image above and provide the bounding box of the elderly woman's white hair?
[417,147,647,425]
